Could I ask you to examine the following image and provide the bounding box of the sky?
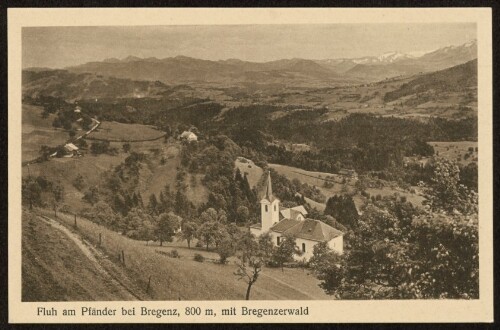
[22,23,476,69]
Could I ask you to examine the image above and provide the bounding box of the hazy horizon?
[22,23,476,69]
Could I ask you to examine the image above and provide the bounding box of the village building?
[179,131,198,142]
[74,106,82,113]
[63,143,80,157]
[250,172,344,261]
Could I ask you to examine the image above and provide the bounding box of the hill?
[23,211,147,301]
[383,59,477,103]
[22,104,69,162]
[27,209,332,300]
[22,70,170,101]
[65,56,345,87]
[318,40,477,82]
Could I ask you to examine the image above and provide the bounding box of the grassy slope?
[22,104,69,162]
[22,140,209,212]
[89,121,165,141]
[429,141,478,166]
[39,210,331,300]
[22,211,148,301]
[235,158,264,187]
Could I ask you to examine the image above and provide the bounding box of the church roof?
[271,218,344,242]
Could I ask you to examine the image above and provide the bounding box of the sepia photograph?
[8,7,493,323]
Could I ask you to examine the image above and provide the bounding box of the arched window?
[274,205,276,211]
[265,205,268,212]
[277,236,280,245]
[302,243,306,252]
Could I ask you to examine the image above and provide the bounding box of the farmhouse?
[74,106,82,113]
[179,131,198,142]
[63,143,80,157]
[250,172,344,261]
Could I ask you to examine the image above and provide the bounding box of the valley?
[20,36,480,301]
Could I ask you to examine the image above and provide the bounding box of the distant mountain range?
[316,40,477,81]
[43,40,475,86]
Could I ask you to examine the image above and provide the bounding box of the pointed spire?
[264,171,274,201]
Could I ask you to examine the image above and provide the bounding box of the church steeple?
[260,171,280,232]
[264,171,274,201]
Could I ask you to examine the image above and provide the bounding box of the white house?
[180,131,198,142]
[63,143,80,157]
[250,172,344,261]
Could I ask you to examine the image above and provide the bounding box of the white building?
[250,172,344,261]
[180,131,198,142]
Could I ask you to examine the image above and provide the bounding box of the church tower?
[260,171,280,232]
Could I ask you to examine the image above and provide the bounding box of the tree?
[234,256,263,300]
[422,158,477,215]
[122,143,131,153]
[197,220,226,250]
[156,212,181,246]
[216,237,236,264]
[257,232,275,260]
[236,205,250,224]
[309,242,344,295]
[72,174,85,190]
[179,221,198,249]
[237,231,259,264]
[271,234,301,272]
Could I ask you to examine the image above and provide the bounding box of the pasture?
[22,104,69,162]
[429,141,478,166]
[235,157,264,188]
[40,210,332,300]
[88,121,165,141]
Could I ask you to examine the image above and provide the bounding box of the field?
[268,163,356,196]
[22,140,209,212]
[429,141,478,166]
[22,104,69,162]
[88,121,165,141]
[235,157,264,187]
[22,210,148,301]
[32,209,332,300]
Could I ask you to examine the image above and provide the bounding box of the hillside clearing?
[22,211,148,301]
[22,104,68,162]
[429,141,478,166]
[88,121,165,141]
[39,209,332,300]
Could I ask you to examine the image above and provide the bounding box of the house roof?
[64,143,79,151]
[271,218,344,242]
[181,131,196,138]
[290,205,308,215]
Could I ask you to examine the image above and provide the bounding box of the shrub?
[167,249,180,258]
[194,253,205,263]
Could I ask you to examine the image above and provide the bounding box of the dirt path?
[38,215,140,300]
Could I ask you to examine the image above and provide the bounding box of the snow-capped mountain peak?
[377,51,414,63]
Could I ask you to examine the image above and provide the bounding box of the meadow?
[35,209,332,300]
[22,104,69,162]
[88,121,165,142]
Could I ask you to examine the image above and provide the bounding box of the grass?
[88,121,165,141]
[22,210,148,301]
[22,153,129,212]
[429,141,478,166]
[235,157,264,188]
[366,187,425,207]
[22,104,69,162]
[39,209,332,300]
[268,163,356,197]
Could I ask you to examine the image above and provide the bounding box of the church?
[250,172,344,261]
